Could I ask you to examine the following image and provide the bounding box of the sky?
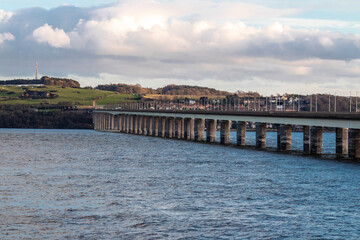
[0,0,360,95]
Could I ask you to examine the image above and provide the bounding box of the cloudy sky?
[1,0,360,95]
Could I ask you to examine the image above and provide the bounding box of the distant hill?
[96,83,232,96]
[41,76,80,88]
[0,76,80,88]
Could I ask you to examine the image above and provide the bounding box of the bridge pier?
[184,118,194,140]
[236,121,246,147]
[111,114,114,130]
[153,116,159,137]
[106,114,110,130]
[120,115,124,132]
[310,126,323,155]
[195,118,205,142]
[113,115,117,131]
[348,129,360,159]
[336,128,348,158]
[256,123,266,149]
[166,117,175,138]
[303,126,310,154]
[220,120,231,145]
[142,116,147,135]
[116,115,120,132]
[206,119,217,143]
[280,124,292,151]
[129,115,133,134]
[121,115,125,133]
[137,116,143,135]
[176,117,184,139]
[93,111,360,162]
[147,116,153,136]
[133,115,138,134]
[104,114,107,130]
[160,117,166,138]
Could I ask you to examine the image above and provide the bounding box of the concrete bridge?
[93,110,360,160]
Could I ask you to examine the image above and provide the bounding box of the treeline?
[96,83,232,96]
[0,104,93,129]
[0,79,43,85]
[0,76,80,88]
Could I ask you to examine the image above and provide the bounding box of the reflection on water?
[0,129,359,239]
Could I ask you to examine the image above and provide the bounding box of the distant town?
[0,76,358,129]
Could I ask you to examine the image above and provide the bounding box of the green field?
[0,85,140,106]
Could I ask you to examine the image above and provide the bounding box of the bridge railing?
[104,94,359,113]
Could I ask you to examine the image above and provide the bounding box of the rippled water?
[1,129,360,239]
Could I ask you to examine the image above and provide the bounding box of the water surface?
[1,129,359,239]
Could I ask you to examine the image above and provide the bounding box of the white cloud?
[32,23,70,48]
[0,32,14,44]
[0,10,13,23]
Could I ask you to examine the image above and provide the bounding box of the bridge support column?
[142,116,147,135]
[108,114,112,130]
[153,116,159,137]
[280,124,292,151]
[176,118,184,139]
[310,126,323,155]
[115,115,118,131]
[105,114,108,130]
[118,115,121,131]
[138,116,143,135]
[303,126,310,154]
[124,115,128,133]
[180,118,185,139]
[122,115,126,133]
[121,115,125,133]
[117,115,121,132]
[348,129,360,159]
[256,123,267,149]
[104,114,108,130]
[184,118,194,140]
[93,113,97,130]
[160,117,166,138]
[133,115,138,134]
[107,114,109,130]
[236,121,246,147]
[206,119,217,143]
[336,128,348,158]
[147,116,153,136]
[106,114,110,130]
[220,120,231,145]
[166,117,175,138]
[128,115,133,134]
[195,118,205,142]
[111,114,115,130]
[114,115,118,131]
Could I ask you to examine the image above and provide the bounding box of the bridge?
[93,109,360,160]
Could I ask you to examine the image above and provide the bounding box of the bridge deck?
[95,109,360,129]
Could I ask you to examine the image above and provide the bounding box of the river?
[1,129,360,239]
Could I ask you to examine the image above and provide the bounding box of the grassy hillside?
[0,85,139,106]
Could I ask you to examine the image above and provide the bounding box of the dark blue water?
[1,129,359,239]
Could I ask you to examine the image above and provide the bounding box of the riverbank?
[0,105,93,129]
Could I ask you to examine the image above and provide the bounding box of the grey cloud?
[0,3,359,95]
